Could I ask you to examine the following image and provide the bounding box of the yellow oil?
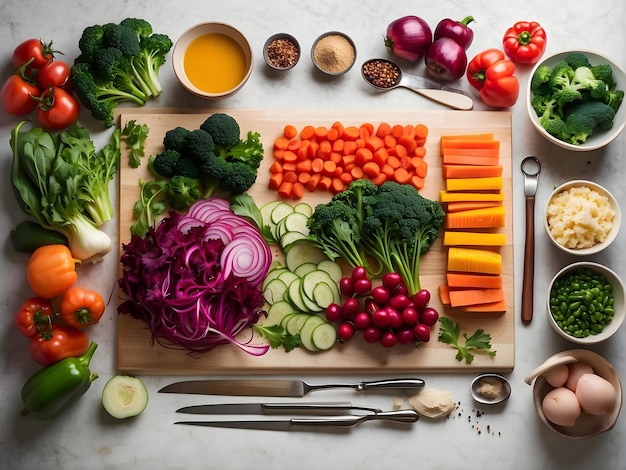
[183,33,247,93]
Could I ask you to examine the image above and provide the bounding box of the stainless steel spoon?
[361,58,474,110]
[521,156,542,324]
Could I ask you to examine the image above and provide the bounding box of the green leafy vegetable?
[121,119,149,168]
[229,193,276,244]
[437,317,497,364]
[10,121,119,263]
[253,324,301,352]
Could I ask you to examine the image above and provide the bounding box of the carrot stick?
[446,201,502,212]
[442,164,503,179]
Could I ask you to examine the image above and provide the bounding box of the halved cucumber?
[310,322,338,351]
[298,315,327,352]
[101,375,148,419]
[285,241,329,271]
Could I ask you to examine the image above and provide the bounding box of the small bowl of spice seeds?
[311,31,357,76]
[264,33,301,71]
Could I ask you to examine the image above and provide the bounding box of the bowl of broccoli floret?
[527,50,626,151]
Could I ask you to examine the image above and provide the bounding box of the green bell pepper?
[21,342,98,420]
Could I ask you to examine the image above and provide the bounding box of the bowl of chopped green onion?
[547,261,625,344]
[527,50,626,151]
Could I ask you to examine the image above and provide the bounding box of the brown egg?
[542,387,582,427]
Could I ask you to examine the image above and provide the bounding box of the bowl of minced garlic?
[311,31,357,76]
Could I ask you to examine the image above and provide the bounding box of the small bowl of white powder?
[545,180,620,256]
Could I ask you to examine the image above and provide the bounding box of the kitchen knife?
[176,402,382,415]
[159,378,425,397]
[174,409,420,431]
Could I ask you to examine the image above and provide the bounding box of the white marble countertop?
[1,1,626,469]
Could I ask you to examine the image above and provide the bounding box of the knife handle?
[414,88,474,111]
[357,378,425,391]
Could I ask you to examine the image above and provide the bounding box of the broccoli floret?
[184,129,215,163]
[216,161,258,194]
[163,176,201,212]
[572,66,608,100]
[163,126,191,152]
[174,157,201,179]
[563,100,616,144]
[71,18,172,127]
[605,85,625,112]
[71,62,146,127]
[564,52,591,69]
[152,149,181,178]
[590,63,614,84]
[217,130,264,169]
[530,65,553,95]
[200,113,241,147]
[307,199,370,269]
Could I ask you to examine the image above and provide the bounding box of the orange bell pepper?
[26,244,78,298]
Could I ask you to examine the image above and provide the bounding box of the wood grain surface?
[116,108,514,375]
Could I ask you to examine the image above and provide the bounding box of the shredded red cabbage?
[118,198,272,356]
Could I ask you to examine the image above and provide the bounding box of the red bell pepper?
[502,21,547,64]
[467,48,519,108]
[29,323,90,366]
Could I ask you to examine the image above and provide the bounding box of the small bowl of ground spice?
[263,33,301,71]
[311,31,357,76]
[470,374,511,405]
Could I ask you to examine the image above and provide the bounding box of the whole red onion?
[425,37,468,81]
[384,15,433,62]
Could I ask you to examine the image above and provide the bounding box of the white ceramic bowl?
[527,349,622,439]
[527,50,626,151]
[172,22,253,99]
[547,261,625,344]
[545,179,620,256]
[263,33,301,71]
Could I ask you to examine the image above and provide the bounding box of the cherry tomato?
[29,323,89,366]
[37,60,72,90]
[14,297,55,338]
[36,86,80,131]
[1,74,40,115]
[59,286,106,328]
[12,38,58,69]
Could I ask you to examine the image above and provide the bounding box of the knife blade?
[159,378,425,397]
[174,409,420,431]
[176,402,382,415]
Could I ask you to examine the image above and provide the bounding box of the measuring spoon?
[361,58,474,110]
[521,156,542,324]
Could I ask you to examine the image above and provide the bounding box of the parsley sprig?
[253,324,301,352]
[121,119,149,168]
[437,317,497,364]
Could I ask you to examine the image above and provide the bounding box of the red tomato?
[36,86,80,131]
[29,323,89,366]
[37,60,72,90]
[12,38,58,69]
[14,297,55,338]
[1,74,40,115]
[466,48,520,108]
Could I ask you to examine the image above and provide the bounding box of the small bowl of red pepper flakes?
[263,33,301,71]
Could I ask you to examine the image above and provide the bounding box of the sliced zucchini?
[298,279,324,313]
[285,313,312,336]
[298,315,326,352]
[293,202,313,218]
[310,322,338,351]
[260,200,283,225]
[102,375,148,419]
[301,270,340,306]
[263,278,288,305]
[286,278,310,313]
[285,241,329,271]
[282,212,310,235]
[293,262,318,277]
[280,231,308,250]
[265,300,297,326]
[262,265,288,291]
[315,259,344,284]
[277,270,299,287]
[270,201,295,224]
[312,282,337,309]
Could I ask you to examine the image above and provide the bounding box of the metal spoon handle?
[521,195,536,324]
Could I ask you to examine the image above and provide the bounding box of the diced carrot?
[387,155,400,169]
[307,141,320,159]
[277,181,294,198]
[273,148,285,160]
[443,231,507,246]
[342,154,356,167]
[446,201,502,212]
[445,205,506,229]
[446,176,503,192]
[340,171,353,185]
[332,139,345,153]
[322,160,337,176]
[414,124,428,140]
[343,126,360,141]
[412,157,428,178]
[283,170,298,183]
[274,135,290,150]
[298,172,311,184]
[393,167,412,185]
[292,181,305,199]
[318,176,333,191]
[326,127,339,141]
[381,163,395,178]
[446,273,503,289]
[283,124,298,139]
[361,122,374,136]
[315,126,328,140]
[296,160,312,173]
[384,134,397,148]
[442,165,503,179]
[376,122,392,138]
[283,150,297,163]
[463,299,507,313]
[269,161,283,174]
[362,161,381,179]
[355,138,366,149]
[287,138,302,152]
[306,173,321,191]
[403,125,415,137]
[397,134,417,154]
[438,285,451,305]
[331,121,345,138]
[448,287,505,308]
[442,154,500,166]
[282,162,296,172]
[391,124,405,138]
[343,140,358,156]
[366,135,384,152]
[399,156,413,170]
[268,172,283,190]
[311,157,324,173]
[447,247,502,275]
[413,146,426,158]
[410,175,424,190]
[331,177,346,194]
[370,172,387,186]
[354,147,373,166]
[330,152,342,165]
[301,125,316,140]
[350,166,364,180]
[318,140,332,159]
[372,148,388,167]
[297,145,309,162]
[394,144,408,158]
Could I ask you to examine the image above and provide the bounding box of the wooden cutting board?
[116,108,514,375]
